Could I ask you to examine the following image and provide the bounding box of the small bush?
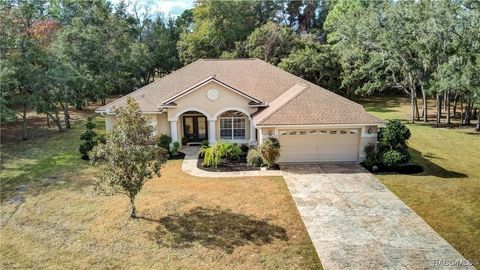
[225,143,242,159]
[260,137,281,168]
[247,149,263,167]
[240,143,250,154]
[200,139,209,148]
[379,120,411,149]
[171,141,180,156]
[200,145,221,168]
[79,117,97,160]
[363,143,378,168]
[158,134,172,151]
[381,149,409,167]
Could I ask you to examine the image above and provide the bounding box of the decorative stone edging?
[180,146,283,178]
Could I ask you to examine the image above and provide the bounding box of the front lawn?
[360,96,480,263]
[0,110,321,269]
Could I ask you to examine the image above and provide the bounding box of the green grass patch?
[0,117,105,197]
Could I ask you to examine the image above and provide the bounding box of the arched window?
[219,111,246,140]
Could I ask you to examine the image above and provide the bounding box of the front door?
[183,116,208,142]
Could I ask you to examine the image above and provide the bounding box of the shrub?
[200,139,209,148]
[171,141,181,156]
[200,145,221,168]
[381,149,409,167]
[79,117,97,160]
[97,135,107,144]
[378,120,411,149]
[363,143,378,168]
[158,134,172,151]
[240,143,250,154]
[260,137,281,168]
[199,141,242,167]
[247,148,263,167]
[225,142,242,159]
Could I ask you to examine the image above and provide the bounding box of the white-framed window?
[279,130,288,136]
[220,115,246,140]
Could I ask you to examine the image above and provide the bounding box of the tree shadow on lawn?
[142,207,288,254]
[409,148,467,179]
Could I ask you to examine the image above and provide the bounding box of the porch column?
[169,120,178,142]
[208,119,216,144]
[249,119,256,144]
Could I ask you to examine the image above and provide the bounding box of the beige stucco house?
[96,59,384,163]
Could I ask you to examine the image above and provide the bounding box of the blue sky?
[109,0,194,17]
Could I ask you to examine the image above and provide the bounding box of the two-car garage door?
[278,129,360,163]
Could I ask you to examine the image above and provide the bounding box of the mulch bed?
[197,155,280,172]
[362,163,423,174]
[169,152,186,160]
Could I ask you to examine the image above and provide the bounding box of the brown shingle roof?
[97,58,383,125]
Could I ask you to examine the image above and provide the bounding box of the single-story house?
[96,58,384,163]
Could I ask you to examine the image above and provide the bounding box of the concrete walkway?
[282,163,474,270]
[180,146,283,178]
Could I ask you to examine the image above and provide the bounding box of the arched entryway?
[180,111,208,144]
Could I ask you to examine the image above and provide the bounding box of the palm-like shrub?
[199,141,244,168]
[247,148,263,167]
[260,137,281,168]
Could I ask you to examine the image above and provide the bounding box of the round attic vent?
[207,88,219,101]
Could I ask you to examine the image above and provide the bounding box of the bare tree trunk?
[453,94,458,118]
[421,85,427,122]
[130,196,137,218]
[63,102,71,129]
[22,104,28,140]
[436,94,441,127]
[446,90,451,125]
[102,98,106,106]
[415,97,420,120]
[477,108,480,131]
[444,91,448,111]
[460,96,464,125]
[465,99,472,125]
[410,90,416,123]
[47,110,63,133]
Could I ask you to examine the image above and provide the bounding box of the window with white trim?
[219,111,246,140]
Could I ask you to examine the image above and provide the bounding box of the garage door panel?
[278,130,360,162]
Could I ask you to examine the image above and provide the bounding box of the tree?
[90,98,168,218]
[244,22,296,65]
[177,0,260,63]
[279,40,341,92]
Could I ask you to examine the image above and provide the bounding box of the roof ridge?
[96,59,204,112]
[253,82,309,125]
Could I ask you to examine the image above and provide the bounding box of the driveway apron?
[282,163,474,270]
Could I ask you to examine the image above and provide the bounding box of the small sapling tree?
[90,98,168,218]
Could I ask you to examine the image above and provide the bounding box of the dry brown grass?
[0,159,321,269]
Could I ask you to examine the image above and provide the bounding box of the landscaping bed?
[362,163,423,174]
[197,154,280,172]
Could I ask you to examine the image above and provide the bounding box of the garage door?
[278,129,360,162]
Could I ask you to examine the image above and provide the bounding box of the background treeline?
[1,0,479,140]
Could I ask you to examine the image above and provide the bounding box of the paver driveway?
[282,163,474,270]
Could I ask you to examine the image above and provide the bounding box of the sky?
[109,0,194,17]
